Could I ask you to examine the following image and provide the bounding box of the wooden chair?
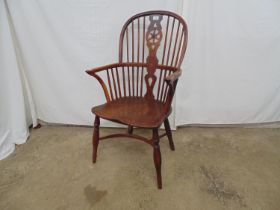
[86,10,188,189]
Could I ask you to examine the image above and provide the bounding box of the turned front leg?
[92,115,100,163]
[152,128,162,189]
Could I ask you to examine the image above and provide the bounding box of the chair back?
[106,11,188,101]
[119,11,188,68]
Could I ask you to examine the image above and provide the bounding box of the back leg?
[92,115,100,163]
[164,118,175,151]
[128,125,133,134]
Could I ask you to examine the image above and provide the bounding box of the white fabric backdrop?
[177,0,280,124]
[0,0,37,159]
[1,0,280,159]
[5,0,179,127]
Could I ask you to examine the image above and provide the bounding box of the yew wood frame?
[86,11,188,189]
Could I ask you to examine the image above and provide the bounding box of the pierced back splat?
[145,15,163,99]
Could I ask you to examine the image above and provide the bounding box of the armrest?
[86,63,122,102]
[86,62,148,102]
[86,62,149,75]
[164,69,182,84]
[163,69,182,111]
[86,63,121,75]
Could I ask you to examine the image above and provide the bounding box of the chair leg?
[128,125,133,134]
[152,128,162,189]
[164,118,175,151]
[92,115,100,163]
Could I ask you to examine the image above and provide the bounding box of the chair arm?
[164,69,182,85]
[163,69,182,111]
[86,63,121,75]
[86,70,110,102]
[164,69,182,94]
[86,62,148,102]
[86,63,122,102]
[86,62,149,75]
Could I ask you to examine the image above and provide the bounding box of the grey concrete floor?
[0,125,280,210]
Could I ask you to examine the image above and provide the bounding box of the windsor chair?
[86,10,188,189]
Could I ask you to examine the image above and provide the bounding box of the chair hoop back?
[118,10,188,100]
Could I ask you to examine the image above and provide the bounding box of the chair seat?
[92,97,170,128]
